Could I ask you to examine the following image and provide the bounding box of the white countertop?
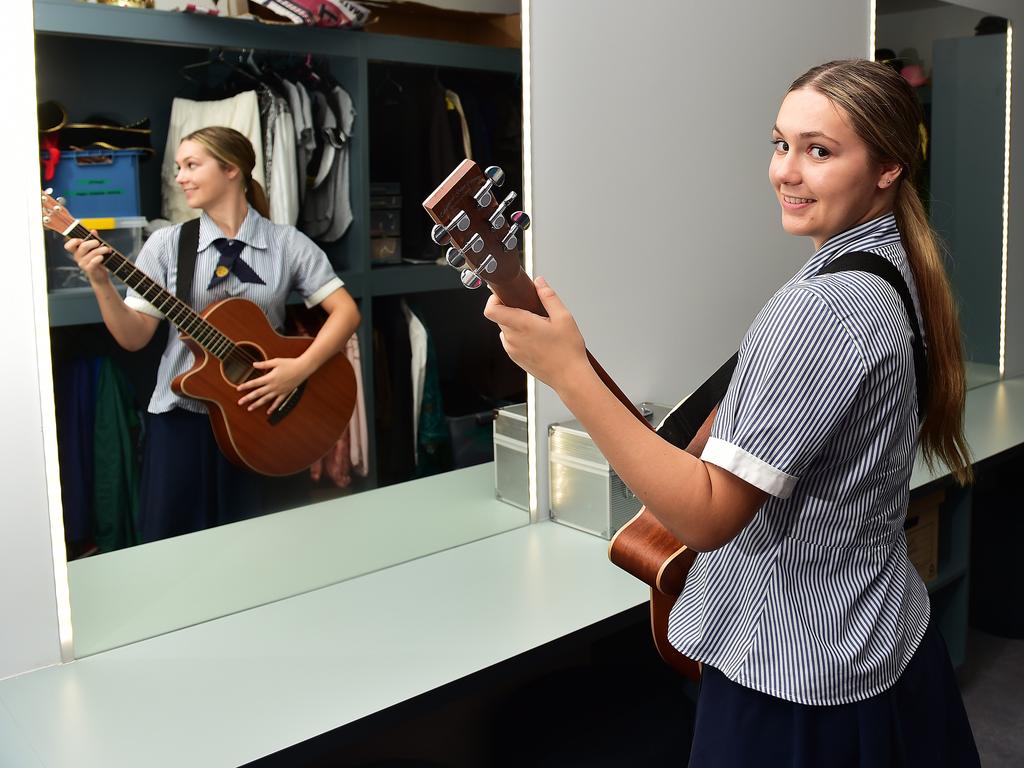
[1,377,1022,768]
[68,462,528,656]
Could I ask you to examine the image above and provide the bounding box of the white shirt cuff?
[124,295,164,319]
[304,277,344,308]
[701,436,797,499]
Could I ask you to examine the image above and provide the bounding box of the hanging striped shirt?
[125,207,344,415]
[667,212,931,706]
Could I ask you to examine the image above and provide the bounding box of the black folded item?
[975,16,1008,36]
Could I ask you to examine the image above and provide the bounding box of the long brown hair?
[182,125,271,218]
[790,59,972,485]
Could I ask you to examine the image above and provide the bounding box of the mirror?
[33,0,526,656]
[876,0,1011,387]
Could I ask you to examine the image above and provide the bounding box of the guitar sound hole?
[222,343,264,386]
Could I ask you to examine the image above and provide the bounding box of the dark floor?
[960,628,1024,767]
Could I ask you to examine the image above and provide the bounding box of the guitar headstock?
[422,160,530,290]
[40,189,77,236]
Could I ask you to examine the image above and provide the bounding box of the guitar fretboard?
[68,223,240,360]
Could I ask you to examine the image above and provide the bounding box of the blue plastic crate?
[45,149,143,218]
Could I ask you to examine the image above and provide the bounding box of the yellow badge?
[215,265,230,278]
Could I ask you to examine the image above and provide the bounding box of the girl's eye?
[810,146,831,159]
[771,139,789,153]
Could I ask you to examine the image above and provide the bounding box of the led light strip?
[1000,23,1013,378]
[521,0,539,522]
[15,3,75,661]
[869,0,877,59]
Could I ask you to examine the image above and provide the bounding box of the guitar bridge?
[268,382,306,425]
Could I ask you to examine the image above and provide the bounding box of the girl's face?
[174,139,240,210]
[769,88,900,249]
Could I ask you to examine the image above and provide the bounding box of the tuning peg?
[459,254,497,290]
[484,165,506,187]
[43,188,53,196]
[510,211,531,231]
[57,196,67,206]
[445,210,470,235]
[488,190,518,230]
[445,246,466,269]
[473,165,506,209]
[431,223,451,246]
[501,211,531,251]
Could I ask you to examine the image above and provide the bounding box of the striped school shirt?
[125,207,343,415]
[667,212,931,706]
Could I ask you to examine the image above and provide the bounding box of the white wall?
[0,3,66,680]
[876,4,988,73]
[526,0,871,520]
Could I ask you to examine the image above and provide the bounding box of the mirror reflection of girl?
[485,60,979,766]
[66,126,361,544]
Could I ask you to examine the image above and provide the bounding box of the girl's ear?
[878,161,902,189]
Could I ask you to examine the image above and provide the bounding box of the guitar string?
[64,223,263,372]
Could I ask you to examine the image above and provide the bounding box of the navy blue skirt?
[136,409,264,544]
[688,619,979,767]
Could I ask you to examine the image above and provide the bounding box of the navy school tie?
[207,238,266,289]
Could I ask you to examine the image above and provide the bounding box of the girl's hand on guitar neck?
[483,276,590,394]
[237,357,311,414]
[66,231,113,288]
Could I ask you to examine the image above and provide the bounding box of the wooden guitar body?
[172,297,357,477]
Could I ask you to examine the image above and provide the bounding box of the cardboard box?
[905,490,942,583]
[363,1,521,48]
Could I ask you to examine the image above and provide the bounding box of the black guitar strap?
[176,217,201,301]
[655,250,928,449]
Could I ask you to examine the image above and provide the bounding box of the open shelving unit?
[34,0,523,495]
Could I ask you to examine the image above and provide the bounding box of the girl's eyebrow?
[772,124,841,145]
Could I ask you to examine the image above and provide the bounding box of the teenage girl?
[68,126,361,544]
[484,59,979,766]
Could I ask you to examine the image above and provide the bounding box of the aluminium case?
[548,403,670,539]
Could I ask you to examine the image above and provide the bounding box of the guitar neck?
[67,223,234,358]
[492,267,654,430]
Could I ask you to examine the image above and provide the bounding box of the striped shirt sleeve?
[702,286,867,498]
[287,228,344,307]
[124,225,177,319]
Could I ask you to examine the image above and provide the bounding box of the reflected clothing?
[92,358,141,552]
[137,409,261,544]
[669,214,932,705]
[161,91,265,223]
[124,206,343,415]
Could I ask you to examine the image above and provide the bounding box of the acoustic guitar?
[423,161,728,680]
[41,190,357,477]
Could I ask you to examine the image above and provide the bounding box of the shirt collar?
[197,206,269,251]
[802,211,902,276]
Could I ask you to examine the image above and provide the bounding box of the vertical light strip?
[12,4,74,660]
[869,0,877,59]
[999,23,1013,378]
[520,0,539,523]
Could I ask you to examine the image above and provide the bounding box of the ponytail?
[895,182,973,485]
[245,175,271,219]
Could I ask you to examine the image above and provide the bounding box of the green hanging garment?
[92,358,141,552]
